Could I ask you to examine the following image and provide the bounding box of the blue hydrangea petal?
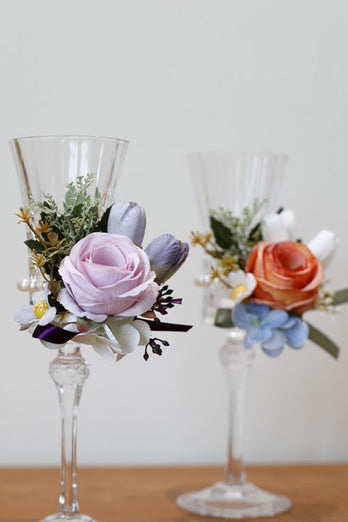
[261,329,286,353]
[284,318,309,349]
[262,345,284,357]
[233,303,255,330]
[262,309,289,328]
[245,303,270,320]
[281,317,297,329]
[254,324,273,343]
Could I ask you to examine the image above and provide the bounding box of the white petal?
[262,213,290,242]
[32,289,48,303]
[38,307,57,326]
[308,230,336,263]
[62,323,80,333]
[14,306,35,325]
[107,201,146,246]
[92,342,116,361]
[74,332,103,345]
[133,319,151,345]
[112,323,140,353]
[74,333,123,354]
[245,273,257,293]
[279,210,296,240]
[40,340,64,350]
[228,270,247,286]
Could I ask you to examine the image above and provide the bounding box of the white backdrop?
[0,0,347,466]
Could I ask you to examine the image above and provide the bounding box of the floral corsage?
[192,204,347,358]
[15,176,191,361]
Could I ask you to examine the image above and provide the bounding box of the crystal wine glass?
[11,135,128,522]
[177,151,292,518]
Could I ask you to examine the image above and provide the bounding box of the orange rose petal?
[246,240,322,312]
[254,282,303,307]
[266,243,317,288]
[302,261,324,291]
[245,244,258,272]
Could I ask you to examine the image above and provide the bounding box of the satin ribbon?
[33,324,77,344]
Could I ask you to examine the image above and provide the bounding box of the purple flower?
[233,302,309,357]
[145,234,189,283]
[58,232,158,322]
[107,201,146,246]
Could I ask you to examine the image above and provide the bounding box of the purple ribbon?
[143,320,193,332]
[33,319,192,344]
[33,324,77,344]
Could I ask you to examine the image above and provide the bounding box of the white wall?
[0,0,347,466]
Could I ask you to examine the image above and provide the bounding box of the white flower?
[107,201,146,246]
[14,288,57,330]
[307,230,336,265]
[74,318,151,362]
[262,210,296,243]
[219,270,257,307]
[262,210,337,267]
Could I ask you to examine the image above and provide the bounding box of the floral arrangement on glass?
[11,136,190,522]
[177,151,346,520]
[15,174,190,361]
[192,204,347,358]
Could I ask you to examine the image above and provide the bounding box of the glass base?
[39,514,96,522]
[177,481,292,519]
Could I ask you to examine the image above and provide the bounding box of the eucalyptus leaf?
[306,321,339,359]
[214,308,235,328]
[332,288,348,306]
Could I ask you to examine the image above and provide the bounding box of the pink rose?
[58,232,159,322]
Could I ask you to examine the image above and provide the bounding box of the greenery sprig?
[16,174,106,289]
[191,199,265,280]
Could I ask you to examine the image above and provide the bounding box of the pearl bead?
[194,274,211,287]
[30,279,43,291]
[17,279,30,291]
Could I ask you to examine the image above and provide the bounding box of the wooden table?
[0,465,347,521]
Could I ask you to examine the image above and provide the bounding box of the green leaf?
[248,221,262,243]
[210,216,234,249]
[24,239,44,253]
[332,288,348,306]
[306,321,339,359]
[71,203,83,218]
[214,308,235,328]
[97,206,112,232]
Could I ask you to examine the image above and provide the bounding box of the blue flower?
[145,234,189,283]
[232,303,309,357]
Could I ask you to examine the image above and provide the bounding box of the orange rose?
[245,241,323,314]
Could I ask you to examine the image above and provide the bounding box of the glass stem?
[49,344,90,516]
[219,328,254,486]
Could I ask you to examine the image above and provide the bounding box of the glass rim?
[9,134,130,145]
[187,150,288,161]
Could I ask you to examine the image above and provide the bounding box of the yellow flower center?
[33,300,49,319]
[230,284,247,300]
